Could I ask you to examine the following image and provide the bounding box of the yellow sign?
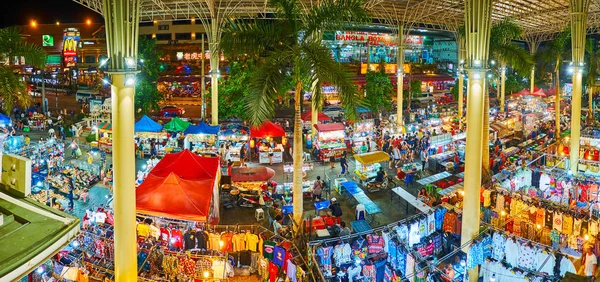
[360,63,398,74]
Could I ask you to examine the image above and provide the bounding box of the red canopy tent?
[314,123,345,132]
[301,111,331,122]
[137,149,222,222]
[532,88,550,97]
[513,87,546,97]
[136,173,215,221]
[250,121,286,138]
[151,149,219,180]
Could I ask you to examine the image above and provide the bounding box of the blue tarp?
[184,121,220,135]
[0,113,10,124]
[134,115,162,133]
[357,107,370,113]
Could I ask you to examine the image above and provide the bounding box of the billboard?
[42,35,54,47]
[63,28,80,67]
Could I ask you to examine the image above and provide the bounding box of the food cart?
[353,151,390,184]
[250,121,286,164]
[313,123,347,161]
[184,121,220,155]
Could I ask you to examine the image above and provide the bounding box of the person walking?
[339,151,348,177]
[312,176,323,201]
[240,142,247,167]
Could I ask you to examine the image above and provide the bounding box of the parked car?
[322,105,343,118]
[159,105,185,117]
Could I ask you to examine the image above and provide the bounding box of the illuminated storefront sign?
[62,28,80,67]
[176,51,210,61]
[334,31,423,47]
[42,35,54,47]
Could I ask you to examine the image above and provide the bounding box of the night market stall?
[184,121,220,155]
[351,119,375,153]
[134,115,167,157]
[313,123,347,161]
[219,124,250,162]
[96,122,113,153]
[250,121,286,164]
[159,117,191,154]
[353,151,390,185]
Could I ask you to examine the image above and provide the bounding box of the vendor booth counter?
[313,123,347,161]
[353,151,390,183]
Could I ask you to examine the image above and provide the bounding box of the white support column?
[569,0,591,175]
[500,62,506,112]
[396,24,405,129]
[210,22,220,126]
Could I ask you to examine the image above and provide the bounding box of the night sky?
[1,0,104,27]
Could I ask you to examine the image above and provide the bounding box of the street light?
[31,20,37,28]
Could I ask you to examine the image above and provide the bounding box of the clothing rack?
[307,205,442,246]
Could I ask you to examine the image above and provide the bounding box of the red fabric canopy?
[151,149,220,180]
[136,173,215,221]
[301,111,331,122]
[513,87,546,97]
[250,121,285,138]
[231,166,276,182]
[314,123,345,132]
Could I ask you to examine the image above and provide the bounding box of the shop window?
[84,56,97,64]
[175,33,192,40]
[139,22,154,27]
[155,33,171,41]
[172,20,191,25]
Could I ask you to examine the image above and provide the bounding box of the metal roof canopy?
[74,0,600,41]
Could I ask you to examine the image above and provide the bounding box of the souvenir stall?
[159,117,191,154]
[250,121,286,164]
[42,165,99,201]
[353,151,390,184]
[219,125,250,162]
[96,122,113,153]
[184,121,220,155]
[351,119,375,153]
[42,212,309,282]
[313,123,347,161]
[427,133,459,172]
[17,139,66,190]
[308,205,463,281]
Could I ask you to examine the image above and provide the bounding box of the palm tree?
[585,38,600,121]
[0,26,46,111]
[484,20,533,180]
[221,0,368,226]
[537,28,569,136]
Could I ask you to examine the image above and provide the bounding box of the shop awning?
[136,173,215,222]
[98,122,112,131]
[135,115,162,133]
[184,121,220,135]
[314,123,345,132]
[354,151,390,165]
[231,166,276,182]
[490,122,511,137]
[250,121,285,138]
[513,87,546,97]
[163,117,191,132]
[151,149,220,180]
[301,111,331,122]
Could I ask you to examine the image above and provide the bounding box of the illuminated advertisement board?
[62,28,80,67]
[42,35,54,47]
[333,31,424,47]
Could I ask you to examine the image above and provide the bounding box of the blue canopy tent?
[0,113,11,125]
[184,122,221,153]
[184,121,220,135]
[134,115,162,133]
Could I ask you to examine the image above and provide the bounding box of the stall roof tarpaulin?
[136,173,214,221]
[184,121,220,135]
[135,115,162,133]
[490,122,511,137]
[301,111,331,122]
[354,151,390,165]
[98,122,112,131]
[151,149,220,180]
[314,123,345,132]
[231,166,276,182]
[250,121,285,138]
[163,117,191,132]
